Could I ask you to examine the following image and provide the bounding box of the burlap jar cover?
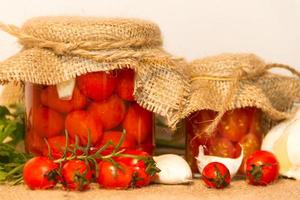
[0,16,189,122]
[181,53,300,135]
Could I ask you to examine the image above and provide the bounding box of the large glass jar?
[25,69,154,157]
[186,108,263,174]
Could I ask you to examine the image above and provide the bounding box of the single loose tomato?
[88,95,126,130]
[32,106,64,138]
[122,103,153,143]
[23,156,59,190]
[202,162,231,189]
[208,137,236,158]
[218,108,251,142]
[41,86,87,113]
[62,159,92,191]
[100,131,136,149]
[116,69,135,101]
[65,110,103,145]
[42,135,78,159]
[77,71,117,102]
[97,161,133,189]
[245,150,279,186]
[239,133,261,173]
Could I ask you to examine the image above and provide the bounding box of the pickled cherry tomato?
[65,110,103,145]
[123,103,152,144]
[218,109,251,142]
[25,130,46,155]
[88,95,126,130]
[116,69,135,101]
[208,137,236,158]
[33,106,64,138]
[77,71,117,102]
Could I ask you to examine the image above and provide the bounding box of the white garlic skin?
[153,154,193,184]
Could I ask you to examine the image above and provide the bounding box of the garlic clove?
[153,154,193,184]
[196,145,243,178]
[56,79,76,100]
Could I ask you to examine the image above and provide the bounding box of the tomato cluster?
[23,149,158,190]
[186,108,262,173]
[25,69,154,157]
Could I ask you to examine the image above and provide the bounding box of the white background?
[0,0,299,71]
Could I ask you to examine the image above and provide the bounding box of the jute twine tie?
[0,22,175,62]
[191,63,300,137]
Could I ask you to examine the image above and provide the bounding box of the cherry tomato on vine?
[97,161,133,189]
[245,150,279,186]
[202,162,231,189]
[23,156,59,190]
[61,159,92,191]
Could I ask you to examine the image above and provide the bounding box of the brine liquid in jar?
[185,108,263,174]
[25,69,154,158]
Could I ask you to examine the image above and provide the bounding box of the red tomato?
[202,162,231,189]
[218,108,251,142]
[239,133,261,173]
[23,156,59,190]
[97,161,133,189]
[247,108,263,140]
[42,135,79,159]
[122,103,153,143]
[32,106,64,138]
[137,140,154,155]
[88,95,126,130]
[245,150,279,186]
[41,86,87,113]
[116,150,157,187]
[77,71,117,101]
[62,160,92,191]
[65,110,103,145]
[208,137,236,158]
[116,69,135,101]
[25,130,46,155]
[99,131,136,149]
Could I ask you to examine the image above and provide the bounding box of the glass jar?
[186,108,263,174]
[25,69,154,157]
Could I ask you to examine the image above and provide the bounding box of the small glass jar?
[25,69,154,157]
[186,108,263,174]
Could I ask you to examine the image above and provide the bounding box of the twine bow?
[0,22,175,62]
[191,63,300,136]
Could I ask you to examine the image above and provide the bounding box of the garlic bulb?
[153,154,193,184]
[262,111,300,180]
[196,145,243,178]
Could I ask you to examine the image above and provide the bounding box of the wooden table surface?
[1,179,300,200]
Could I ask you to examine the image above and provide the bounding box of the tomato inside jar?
[25,69,155,157]
[185,108,263,174]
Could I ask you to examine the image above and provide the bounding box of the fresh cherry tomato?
[32,106,64,138]
[77,71,117,102]
[208,137,236,158]
[116,69,135,101]
[245,150,279,186]
[88,95,126,130]
[97,161,133,189]
[65,110,103,145]
[202,162,231,189]
[122,103,153,144]
[61,159,92,191]
[218,108,251,142]
[116,150,157,187]
[23,156,59,190]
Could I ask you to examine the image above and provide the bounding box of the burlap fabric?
[0,16,188,124]
[182,53,300,134]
